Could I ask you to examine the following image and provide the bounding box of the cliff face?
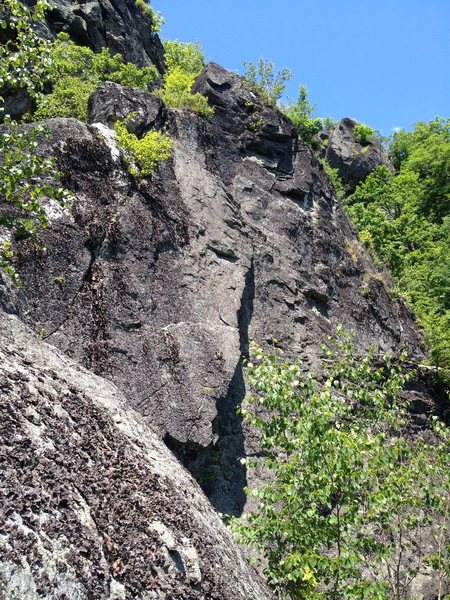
[0,1,440,596]
[0,311,272,599]
[31,0,165,72]
[4,67,425,516]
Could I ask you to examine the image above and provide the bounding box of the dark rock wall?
[0,310,273,599]
[4,67,425,515]
[32,0,165,72]
[324,117,394,189]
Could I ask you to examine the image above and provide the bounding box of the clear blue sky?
[152,0,449,135]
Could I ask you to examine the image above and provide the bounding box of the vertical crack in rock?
[165,260,255,516]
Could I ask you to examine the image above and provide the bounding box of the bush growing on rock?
[114,117,173,177]
[164,40,205,76]
[282,86,323,148]
[134,0,164,31]
[35,33,159,121]
[232,328,450,598]
[156,40,214,116]
[353,123,376,145]
[243,57,292,106]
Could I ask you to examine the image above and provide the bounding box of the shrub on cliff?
[35,33,159,121]
[232,328,450,598]
[353,123,376,145]
[0,0,69,283]
[114,117,173,177]
[156,40,213,117]
[134,0,164,32]
[243,57,292,106]
[282,86,323,148]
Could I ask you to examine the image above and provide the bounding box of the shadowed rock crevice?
[164,261,255,516]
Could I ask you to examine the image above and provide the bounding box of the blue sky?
[151,0,449,135]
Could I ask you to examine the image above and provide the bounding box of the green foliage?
[35,33,159,121]
[344,118,450,371]
[0,0,69,283]
[163,39,205,76]
[114,117,173,177]
[282,86,323,148]
[390,118,450,222]
[353,123,376,145]
[0,0,52,101]
[232,329,450,598]
[157,40,213,116]
[156,67,213,116]
[134,0,164,32]
[321,161,346,201]
[243,58,293,106]
[321,116,338,131]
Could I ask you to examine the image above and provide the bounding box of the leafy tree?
[353,123,376,145]
[0,0,69,282]
[282,86,323,148]
[164,39,205,76]
[343,118,450,371]
[322,117,338,131]
[156,39,213,116]
[232,329,450,599]
[35,33,159,121]
[243,57,293,106]
[0,0,51,103]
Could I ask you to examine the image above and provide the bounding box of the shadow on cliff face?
[164,261,255,517]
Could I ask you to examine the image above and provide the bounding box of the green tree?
[343,118,450,371]
[164,39,205,76]
[0,0,69,282]
[282,86,323,148]
[0,0,51,103]
[35,33,158,121]
[243,57,293,106]
[232,329,450,599]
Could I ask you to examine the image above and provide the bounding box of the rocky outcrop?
[3,70,427,516]
[1,0,164,120]
[88,82,165,136]
[0,309,273,599]
[323,117,394,189]
[32,0,164,72]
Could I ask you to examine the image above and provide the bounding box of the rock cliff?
[4,67,426,516]
[0,310,272,599]
[322,117,394,189]
[0,1,443,596]
[30,0,165,72]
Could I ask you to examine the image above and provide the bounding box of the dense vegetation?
[344,118,450,372]
[233,330,450,598]
[35,32,159,121]
[0,0,68,282]
[156,39,214,116]
[114,117,173,177]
